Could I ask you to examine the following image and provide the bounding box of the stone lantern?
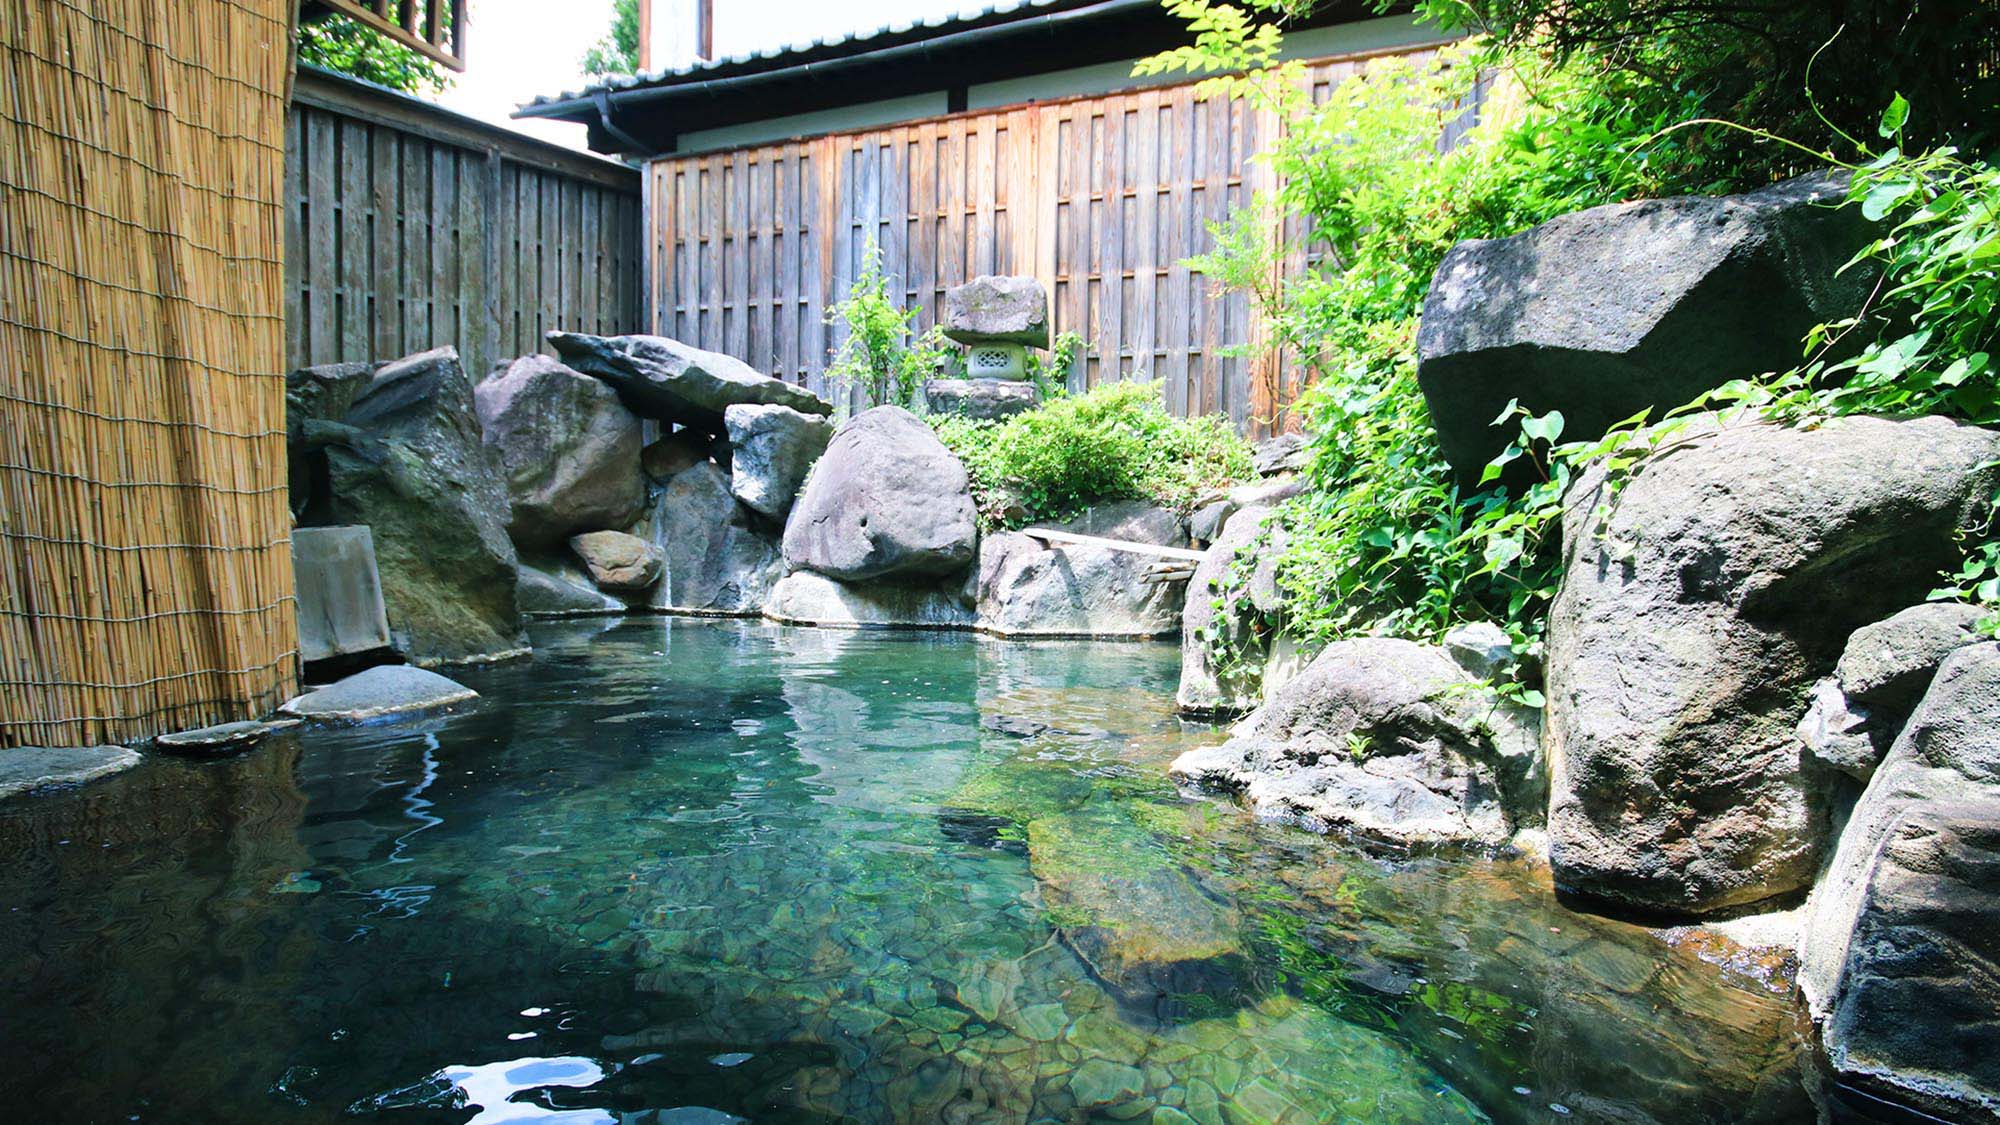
[924,275,1049,421]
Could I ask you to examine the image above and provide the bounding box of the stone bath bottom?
[0,619,1812,1123]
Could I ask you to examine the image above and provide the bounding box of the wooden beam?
[1021,529,1207,562]
[315,0,466,72]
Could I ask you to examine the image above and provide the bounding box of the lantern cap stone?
[943,275,1049,347]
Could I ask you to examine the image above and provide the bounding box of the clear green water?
[0,618,1811,1123]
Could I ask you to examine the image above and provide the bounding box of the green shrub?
[933,381,1252,529]
[824,242,954,411]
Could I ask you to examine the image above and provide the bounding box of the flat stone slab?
[0,745,142,800]
[155,718,302,757]
[292,525,393,664]
[281,665,478,724]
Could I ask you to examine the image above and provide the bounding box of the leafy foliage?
[581,0,642,77]
[1414,0,2000,184]
[933,381,1252,529]
[298,13,447,93]
[823,243,955,411]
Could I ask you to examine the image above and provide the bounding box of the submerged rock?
[1545,415,2000,915]
[1172,637,1542,848]
[280,665,477,724]
[628,462,782,615]
[569,530,663,593]
[781,406,979,582]
[976,503,1187,638]
[474,354,646,549]
[723,403,830,520]
[925,378,1040,421]
[1027,805,1245,1005]
[0,745,142,800]
[763,570,974,630]
[311,347,527,666]
[548,331,830,435]
[1418,172,1872,484]
[1798,642,2000,1123]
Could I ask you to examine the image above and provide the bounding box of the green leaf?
[1520,410,1565,445]
[1862,179,1919,222]
[1878,93,1910,140]
[1515,689,1546,709]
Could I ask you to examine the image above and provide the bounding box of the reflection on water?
[0,618,1811,1122]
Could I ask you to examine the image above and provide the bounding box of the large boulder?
[1545,415,2000,915]
[312,347,526,666]
[474,354,645,549]
[1178,506,1289,715]
[925,378,1040,421]
[781,406,979,582]
[1418,173,1872,484]
[942,275,1049,347]
[628,462,783,615]
[569,530,663,593]
[723,403,830,520]
[517,563,623,617]
[1172,638,1542,848]
[285,361,375,517]
[976,503,1187,638]
[764,570,975,630]
[547,331,830,436]
[1798,643,2000,1123]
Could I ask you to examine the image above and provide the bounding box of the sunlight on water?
[0,618,1809,1122]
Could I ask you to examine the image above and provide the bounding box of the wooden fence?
[1,0,298,747]
[285,66,643,380]
[644,42,1447,435]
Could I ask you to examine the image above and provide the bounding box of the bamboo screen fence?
[645,43,1446,435]
[285,66,643,380]
[0,0,299,748]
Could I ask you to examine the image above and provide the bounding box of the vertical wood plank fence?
[645,43,1446,435]
[284,66,644,380]
[1,0,298,748]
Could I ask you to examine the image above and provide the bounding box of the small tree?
[823,243,953,411]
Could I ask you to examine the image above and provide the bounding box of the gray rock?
[1189,499,1236,545]
[942,275,1049,347]
[1178,506,1286,715]
[1191,476,1304,544]
[1050,500,1188,547]
[1835,602,1988,714]
[628,462,783,615]
[1443,622,1515,680]
[155,718,301,757]
[569,530,663,592]
[0,745,142,800]
[548,331,830,435]
[764,569,975,629]
[1172,637,1542,848]
[291,526,393,665]
[1251,432,1309,476]
[1418,173,1873,484]
[1797,677,1886,781]
[1798,642,2000,1122]
[976,525,1184,639]
[924,378,1040,421]
[474,354,646,548]
[313,347,527,666]
[517,563,623,617]
[1545,415,2000,915]
[285,361,376,514]
[280,665,478,724]
[723,403,831,519]
[781,406,979,582]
